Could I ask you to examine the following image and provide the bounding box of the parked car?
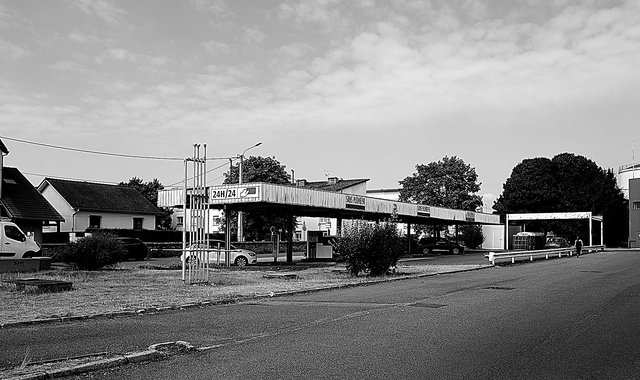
[545,236,571,249]
[115,237,149,261]
[418,237,465,255]
[181,240,257,266]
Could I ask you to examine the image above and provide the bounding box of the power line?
[166,160,234,187]
[22,171,121,185]
[0,135,234,161]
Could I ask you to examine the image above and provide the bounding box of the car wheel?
[23,251,36,258]
[452,247,461,255]
[235,256,249,266]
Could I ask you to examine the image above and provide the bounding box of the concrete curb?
[3,344,178,380]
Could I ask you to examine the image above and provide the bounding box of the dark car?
[418,237,465,255]
[116,237,149,261]
[545,236,571,249]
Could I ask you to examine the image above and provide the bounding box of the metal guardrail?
[487,245,605,265]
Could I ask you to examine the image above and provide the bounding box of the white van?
[0,220,41,258]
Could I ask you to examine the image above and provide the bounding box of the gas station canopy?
[158,182,501,226]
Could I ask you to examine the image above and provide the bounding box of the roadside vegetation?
[0,262,485,325]
[336,220,404,276]
[54,232,125,270]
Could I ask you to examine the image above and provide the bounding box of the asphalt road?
[4,250,640,379]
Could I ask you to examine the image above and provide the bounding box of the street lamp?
[237,142,262,242]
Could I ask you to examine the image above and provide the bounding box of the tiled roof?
[41,178,163,215]
[301,178,369,192]
[0,167,64,222]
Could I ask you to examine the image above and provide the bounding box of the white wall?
[74,212,155,231]
[170,208,223,233]
[618,165,640,199]
[39,185,73,231]
[482,225,505,250]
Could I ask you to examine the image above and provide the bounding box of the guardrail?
[487,245,605,265]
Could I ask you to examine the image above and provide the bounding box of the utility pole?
[237,142,262,242]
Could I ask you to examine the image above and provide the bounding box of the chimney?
[296,179,307,187]
[0,139,8,200]
[328,177,338,185]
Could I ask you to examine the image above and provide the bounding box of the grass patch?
[0,263,489,325]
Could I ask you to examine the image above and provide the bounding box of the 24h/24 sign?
[209,186,259,201]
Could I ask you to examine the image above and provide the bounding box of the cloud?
[203,40,235,55]
[278,0,346,32]
[68,31,111,45]
[0,40,29,60]
[243,27,266,44]
[72,0,128,25]
[96,48,171,67]
[0,4,14,28]
[2,0,639,178]
[188,0,232,16]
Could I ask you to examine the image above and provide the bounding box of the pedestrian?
[574,236,583,257]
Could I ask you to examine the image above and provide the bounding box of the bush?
[336,221,404,276]
[460,225,485,249]
[58,232,126,270]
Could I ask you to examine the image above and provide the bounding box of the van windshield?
[5,225,26,242]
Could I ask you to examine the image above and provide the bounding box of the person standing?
[574,236,583,257]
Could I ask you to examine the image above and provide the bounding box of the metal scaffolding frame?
[182,144,210,284]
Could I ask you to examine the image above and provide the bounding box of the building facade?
[618,163,640,199]
[38,178,162,233]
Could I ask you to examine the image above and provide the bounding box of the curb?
[3,343,187,380]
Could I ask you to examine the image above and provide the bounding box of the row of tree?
[121,153,629,247]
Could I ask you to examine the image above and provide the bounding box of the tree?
[223,156,292,240]
[399,156,484,241]
[399,156,483,211]
[118,177,173,230]
[494,153,628,246]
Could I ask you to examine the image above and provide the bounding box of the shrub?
[460,224,485,249]
[59,232,126,270]
[336,221,404,276]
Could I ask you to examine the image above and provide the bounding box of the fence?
[487,245,605,265]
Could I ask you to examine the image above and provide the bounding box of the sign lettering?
[465,211,475,222]
[417,205,431,217]
[209,186,259,201]
[345,194,366,210]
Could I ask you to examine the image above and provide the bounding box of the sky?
[1,0,639,209]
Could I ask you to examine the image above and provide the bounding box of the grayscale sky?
[1,0,638,207]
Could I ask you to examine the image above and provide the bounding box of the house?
[0,167,65,243]
[38,178,163,233]
[0,142,64,243]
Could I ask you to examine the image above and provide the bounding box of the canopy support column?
[286,212,294,263]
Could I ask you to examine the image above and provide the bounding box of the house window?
[89,215,101,229]
[634,201,640,210]
[133,218,144,229]
[177,217,184,226]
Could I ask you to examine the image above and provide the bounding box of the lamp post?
[237,142,262,242]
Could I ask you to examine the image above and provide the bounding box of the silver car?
[181,240,257,266]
